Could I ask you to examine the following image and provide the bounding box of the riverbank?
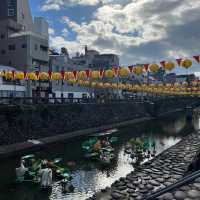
[0,116,152,159]
[90,132,200,200]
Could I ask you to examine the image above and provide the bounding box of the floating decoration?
[119,68,129,78]
[39,72,49,81]
[164,61,175,71]
[133,66,143,76]
[105,70,114,79]
[91,71,99,79]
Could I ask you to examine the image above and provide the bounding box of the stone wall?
[0,98,197,146]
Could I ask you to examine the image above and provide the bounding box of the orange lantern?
[28,72,37,81]
[91,71,99,79]
[52,73,61,81]
[164,61,175,71]
[133,66,143,76]
[15,72,24,80]
[39,72,49,81]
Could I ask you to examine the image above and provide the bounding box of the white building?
[0,66,26,97]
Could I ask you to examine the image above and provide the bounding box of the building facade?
[0,0,49,71]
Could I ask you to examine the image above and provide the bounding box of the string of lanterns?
[0,55,200,97]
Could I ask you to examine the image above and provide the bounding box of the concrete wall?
[0,98,197,146]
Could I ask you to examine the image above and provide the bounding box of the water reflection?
[0,112,197,200]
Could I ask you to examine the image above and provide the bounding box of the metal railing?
[144,170,200,200]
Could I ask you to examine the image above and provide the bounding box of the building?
[0,0,49,71]
[0,65,26,98]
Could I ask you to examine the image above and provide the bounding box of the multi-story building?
[0,0,49,71]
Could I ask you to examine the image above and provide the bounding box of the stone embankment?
[90,133,200,200]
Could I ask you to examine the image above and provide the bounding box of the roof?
[0,65,17,71]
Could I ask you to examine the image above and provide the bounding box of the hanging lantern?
[91,82,97,88]
[5,71,13,80]
[119,68,129,78]
[112,83,118,89]
[149,64,159,73]
[105,70,114,79]
[28,72,37,81]
[78,71,87,80]
[104,83,111,89]
[133,66,143,76]
[39,72,49,81]
[67,79,76,85]
[64,72,74,80]
[52,73,61,81]
[181,59,192,69]
[91,71,99,79]
[97,82,104,88]
[78,80,84,86]
[82,80,90,87]
[15,72,24,80]
[164,61,175,71]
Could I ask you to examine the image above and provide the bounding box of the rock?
[146,184,154,190]
[164,182,172,187]
[156,178,165,183]
[187,189,200,198]
[193,183,200,189]
[127,183,135,190]
[174,191,187,200]
[159,192,174,200]
[149,180,160,186]
[111,192,122,199]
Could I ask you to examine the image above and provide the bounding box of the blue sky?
[29,0,200,74]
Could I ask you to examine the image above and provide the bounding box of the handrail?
[144,170,200,200]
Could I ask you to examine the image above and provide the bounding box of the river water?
[0,112,198,200]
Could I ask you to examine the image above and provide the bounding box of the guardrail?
[0,96,198,105]
[144,170,200,200]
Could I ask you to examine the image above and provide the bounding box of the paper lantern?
[5,71,13,80]
[133,66,143,76]
[149,64,159,73]
[119,68,129,77]
[67,79,76,85]
[112,83,118,89]
[39,72,49,81]
[181,59,192,69]
[91,71,99,79]
[105,70,114,79]
[78,71,87,80]
[28,72,37,81]
[104,83,111,89]
[15,72,24,80]
[97,82,104,88]
[52,73,61,81]
[64,72,74,80]
[164,61,175,71]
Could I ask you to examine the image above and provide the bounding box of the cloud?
[48,0,200,70]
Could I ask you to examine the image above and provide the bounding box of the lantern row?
[0,56,199,81]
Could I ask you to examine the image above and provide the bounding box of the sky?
[29,0,200,74]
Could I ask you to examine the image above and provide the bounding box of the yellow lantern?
[78,71,87,80]
[39,72,49,81]
[67,79,76,85]
[133,66,143,76]
[91,71,99,79]
[28,72,37,81]
[97,82,104,88]
[91,82,97,88]
[149,64,159,73]
[112,83,118,89]
[164,61,175,71]
[181,59,192,69]
[15,72,24,80]
[105,70,114,79]
[83,80,90,87]
[5,71,13,80]
[104,83,111,89]
[64,72,74,80]
[119,68,129,78]
[52,73,61,81]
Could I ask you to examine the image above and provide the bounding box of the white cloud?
[48,27,55,35]
[48,0,200,69]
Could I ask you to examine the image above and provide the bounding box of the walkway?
[90,132,200,200]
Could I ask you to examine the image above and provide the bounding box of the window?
[35,44,38,51]
[22,44,27,48]
[1,50,6,55]
[40,45,48,52]
[7,0,16,17]
[0,34,5,39]
[8,44,15,51]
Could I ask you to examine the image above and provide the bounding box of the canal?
[0,112,198,200]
